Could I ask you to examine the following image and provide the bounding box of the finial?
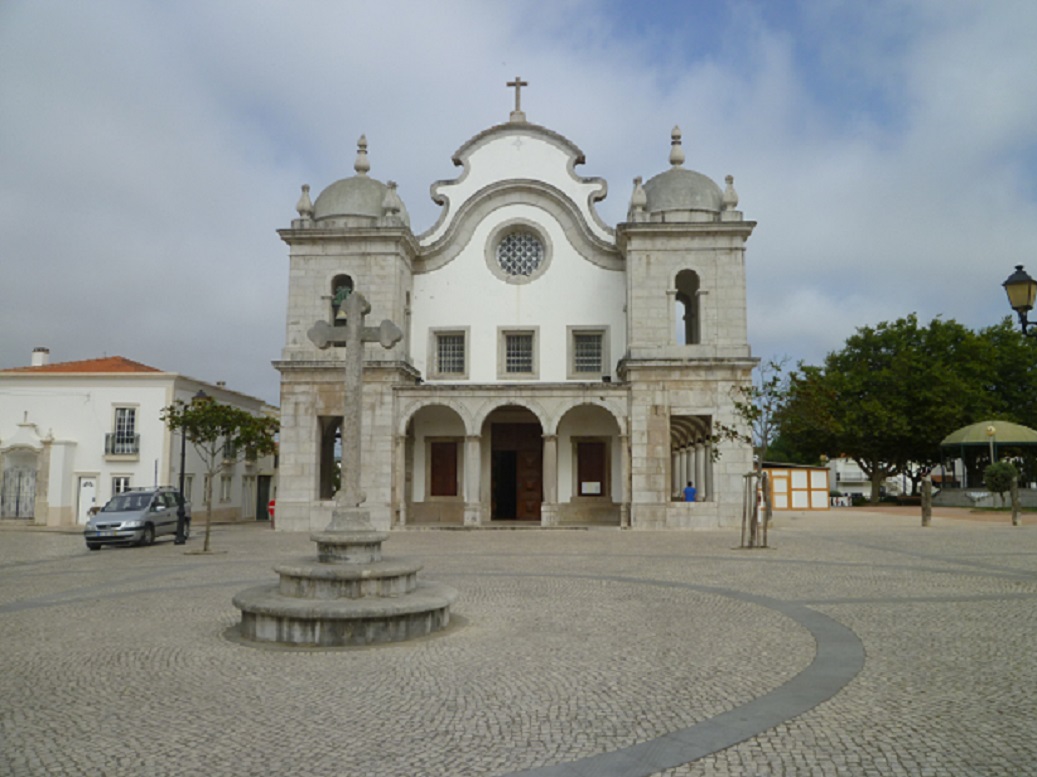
[669,125,685,167]
[354,134,370,176]
[722,175,739,210]
[507,76,528,123]
[381,180,404,225]
[628,176,647,222]
[295,184,313,219]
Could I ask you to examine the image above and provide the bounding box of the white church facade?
[275,88,757,532]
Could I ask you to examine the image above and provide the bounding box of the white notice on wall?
[582,482,601,495]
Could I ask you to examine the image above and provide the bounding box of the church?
[274,82,757,532]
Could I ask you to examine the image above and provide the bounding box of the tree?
[778,315,990,503]
[984,461,1019,507]
[162,398,279,552]
[713,357,791,545]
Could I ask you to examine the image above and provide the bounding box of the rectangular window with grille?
[573,333,603,373]
[505,333,533,373]
[429,328,469,379]
[497,327,538,379]
[567,327,609,380]
[437,333,465,374]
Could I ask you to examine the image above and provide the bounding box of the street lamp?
[1003,265,1037,336]
[175,389,208,545]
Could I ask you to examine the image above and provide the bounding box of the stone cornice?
[277,226,420,255]
[615,220,756,250]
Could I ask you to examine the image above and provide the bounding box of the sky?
[2,0,1036,406]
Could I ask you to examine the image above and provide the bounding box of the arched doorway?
[556,403,623,525]
[484,405,543,521]
[406,404,467,525]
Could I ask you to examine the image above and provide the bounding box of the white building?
[276,92,757,532]
[825,456,902,499]
[0,349,277,526]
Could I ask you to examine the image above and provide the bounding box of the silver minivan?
[84,487,190,550]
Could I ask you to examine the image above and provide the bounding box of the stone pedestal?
[234,511,457,647]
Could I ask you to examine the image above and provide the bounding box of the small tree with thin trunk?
[984,461,1019,509]
[161,398,278,552]
[714,358,791,546]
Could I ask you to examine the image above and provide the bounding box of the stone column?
[464,435,482,526]
[619,433,631,527]
[541,434,559,526]
[694,443,706,499]
[666,289,678,344]
[671,450,681,498]
[393,434,407,527]
[704,440,714,501]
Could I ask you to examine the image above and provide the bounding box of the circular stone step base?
[274,558,423,599]
[310,531,389,564]
[233,580,458,647]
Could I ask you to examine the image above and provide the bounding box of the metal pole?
[175,428,188,544]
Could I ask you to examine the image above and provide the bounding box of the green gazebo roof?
[940,420,1037,447]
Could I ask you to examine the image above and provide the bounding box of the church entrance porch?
[490,421,543,521]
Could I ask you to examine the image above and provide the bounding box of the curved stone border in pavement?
[500,574,866,777]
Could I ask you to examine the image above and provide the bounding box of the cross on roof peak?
[507,76,528,123]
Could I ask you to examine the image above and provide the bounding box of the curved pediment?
[419,122,612,246]
[415,179,621,274]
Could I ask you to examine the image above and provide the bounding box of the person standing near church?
[683,482,697,502]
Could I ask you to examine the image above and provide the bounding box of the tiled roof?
[0,356,164,374]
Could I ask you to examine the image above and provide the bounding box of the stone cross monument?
[307,290,402,532]
[235,289,455,646]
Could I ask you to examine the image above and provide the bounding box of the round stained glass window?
[496,231,544,277]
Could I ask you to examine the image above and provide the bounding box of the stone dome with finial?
[641,126,725,222]
[311,135,410,228]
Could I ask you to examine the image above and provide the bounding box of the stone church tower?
[274,87,756,532]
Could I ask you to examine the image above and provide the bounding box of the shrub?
[984,461,1019,507]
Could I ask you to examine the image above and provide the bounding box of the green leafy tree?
[976,319,1037,427]
[984,461,1019,507]
[778,315,990,503]
[161,398,278,552]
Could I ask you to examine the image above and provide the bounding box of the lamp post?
[1003,265,1037,336]
[175,389,208,545]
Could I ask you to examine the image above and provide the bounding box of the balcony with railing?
[105,433,140,458]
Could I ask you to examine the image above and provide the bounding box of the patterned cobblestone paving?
[0,510,1034,776]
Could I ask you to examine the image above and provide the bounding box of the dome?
[308,134,410,227]
[642,167,723,214]
[313,175,392,221]
[636,126,726,222]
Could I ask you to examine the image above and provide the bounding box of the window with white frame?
[430,329,468,379]
[499,328,538,379]
[568,327,608,379]
[112,476,131,495]
[106,406,139,455]
[220,475,232,502]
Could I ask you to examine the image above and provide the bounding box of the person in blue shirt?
[683,481,697,502]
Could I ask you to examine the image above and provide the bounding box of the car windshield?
[102,493,153,513]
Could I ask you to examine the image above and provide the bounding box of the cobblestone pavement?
[1,509,1034,776]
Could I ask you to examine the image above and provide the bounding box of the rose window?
[496,232,544,277]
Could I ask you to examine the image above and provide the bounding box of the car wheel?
[87,543,101,551]
[140,524,155,547]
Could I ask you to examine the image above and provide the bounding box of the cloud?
[1,0,1035,405]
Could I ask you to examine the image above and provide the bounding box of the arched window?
[675,270,700,345]
[330,274,354,323]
